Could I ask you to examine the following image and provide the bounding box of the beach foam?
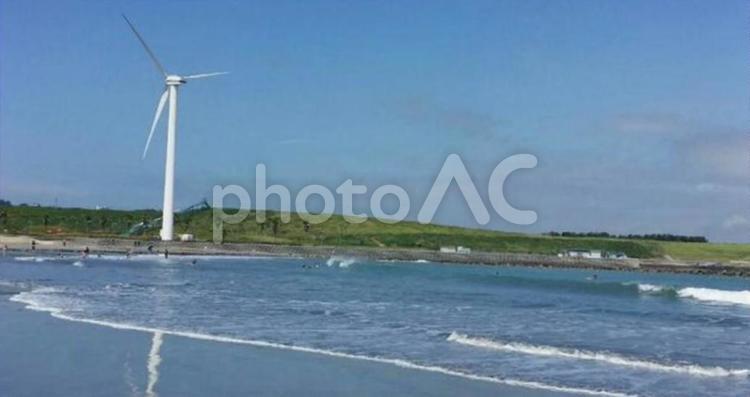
[9,289,634,397]
[677,287,750,307]
[447,332,749,378]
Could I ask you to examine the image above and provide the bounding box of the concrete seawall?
[3,235,749,277]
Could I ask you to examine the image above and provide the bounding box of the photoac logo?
[212,153,537,243]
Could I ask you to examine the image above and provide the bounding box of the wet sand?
[0,299,585,397]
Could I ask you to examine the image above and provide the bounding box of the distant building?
[561,249,602,259]
[439,246,472,254]
[606,251,628,260]
[179,233,194,242]
[456,246,471,254]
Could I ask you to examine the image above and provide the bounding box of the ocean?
[1,254,749,396]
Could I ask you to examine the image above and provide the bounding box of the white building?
[607,251,628,260]
[440,246,472,254]
[563,249,602,259]
[179,233,194,242]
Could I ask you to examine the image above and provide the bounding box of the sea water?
[1,254,749,396]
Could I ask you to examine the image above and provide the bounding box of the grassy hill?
[1,205,748,262]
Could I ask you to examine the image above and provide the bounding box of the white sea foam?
[14,256,53,262]
[8,290,634,397]
[678,287,750,307]
[326,256,359,268]
[13,254,280,263]
[72,261,85,267]
[636,283,667,293]
[620,282,673,295]
[628,283,750,307]
[447,332,749,378]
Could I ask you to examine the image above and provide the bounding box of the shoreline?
[3,234,749,277]
[0,299,584,397]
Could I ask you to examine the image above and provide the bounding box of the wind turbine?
[123,15,227,241]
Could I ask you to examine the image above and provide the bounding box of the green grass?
[2,205,747,262]
[660,242,750,263]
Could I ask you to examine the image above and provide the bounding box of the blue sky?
[1,0,747,242]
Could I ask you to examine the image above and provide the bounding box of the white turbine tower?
[123,15,227,241]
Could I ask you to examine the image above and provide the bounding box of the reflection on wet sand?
[146,331,163,397]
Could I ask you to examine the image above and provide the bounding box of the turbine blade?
[122,14,167,77]
[143,89,169,159]
[183,71,229,80]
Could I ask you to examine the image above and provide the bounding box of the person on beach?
[164,249,169,259]
[31,240,36,251]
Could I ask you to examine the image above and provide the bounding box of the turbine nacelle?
[166,75,186,85]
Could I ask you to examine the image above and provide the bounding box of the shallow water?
[2,254,750,396]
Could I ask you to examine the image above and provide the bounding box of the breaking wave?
[634,283,670,294]
[326,256,359,268]
[677,288,750,307]
[491,275,750,307]
[8,288,634,397]
[447,332,750,378]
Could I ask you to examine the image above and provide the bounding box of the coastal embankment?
[2,235,749,277]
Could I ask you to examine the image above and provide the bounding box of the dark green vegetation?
[545,231,707,243]
[1,204,748,262]
[0,205,160,237]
